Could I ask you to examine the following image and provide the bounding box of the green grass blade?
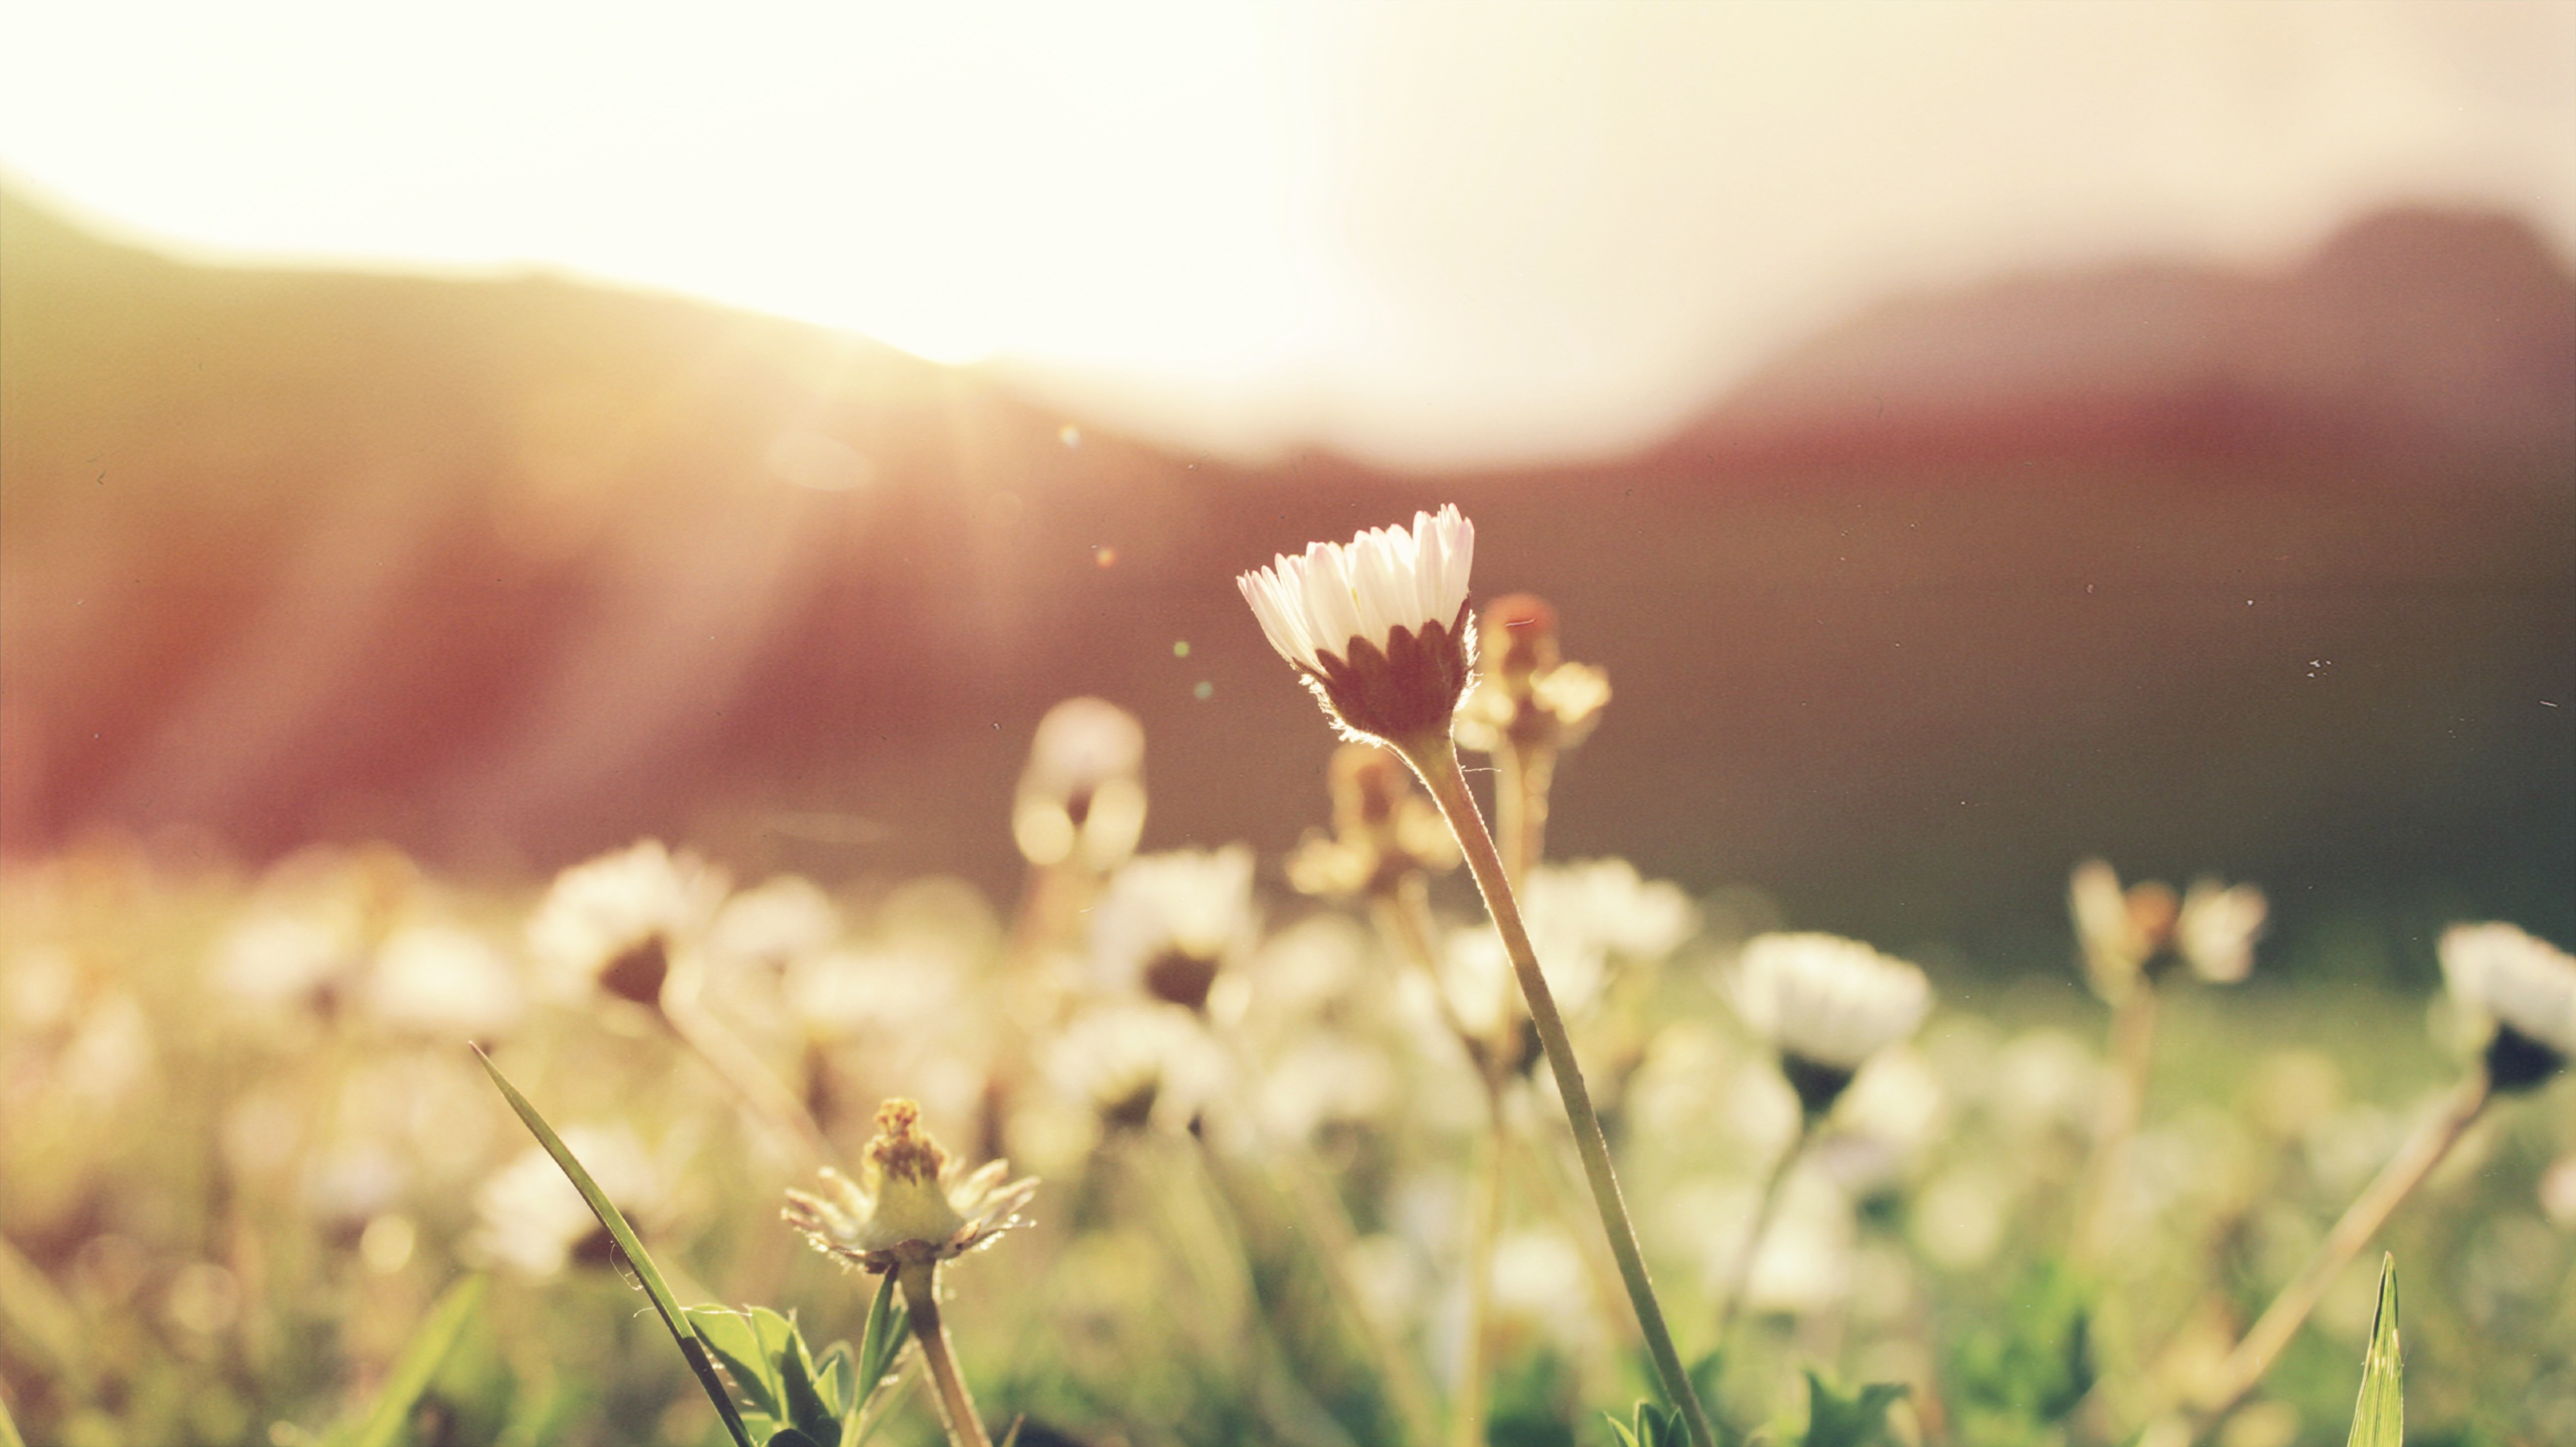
[2344,1254,2402,1447]
[474,1046,756,1447]
[329,1273,487,1447]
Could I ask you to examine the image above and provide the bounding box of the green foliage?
[1606,1400,1692,1447]
[684,1280,912,1447]
[475,1047,757,1447]
[1799,1373,1907,1447]
[2344,1255,2401,1447]
[1948,1258,2094,1439]
[327,1273,486,1447]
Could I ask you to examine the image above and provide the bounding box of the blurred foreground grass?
[2,823,2569,1447]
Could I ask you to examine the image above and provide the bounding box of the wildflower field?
[3,512,2570,1447]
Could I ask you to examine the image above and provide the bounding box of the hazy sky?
[5,0,2571,466]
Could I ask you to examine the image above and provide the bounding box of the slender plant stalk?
[1402,734,1717,1447]
[1715,1111,1815,1350]
[2071,982,2160,1266]
[1370,880,1507,1447]
[1455,1077,1507,1447]
[1493,741,1557,892]
[2194,1071,2490,1432]
[897,1260,992,1447]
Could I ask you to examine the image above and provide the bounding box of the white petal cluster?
[1729,933,1932,1072]
[1237,506,1475,673]
[525,839,726,987]
[1091,846,1259,985]
[2441,922,2576,1057]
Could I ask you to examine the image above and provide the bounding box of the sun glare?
[2,0,2570,464]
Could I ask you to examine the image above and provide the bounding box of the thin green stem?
[2191,1070,2490,1436]
[1401,734,1716,1447]
[1715,1110,1814,1351]
[897,1260,992,1447]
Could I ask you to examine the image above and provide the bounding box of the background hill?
[4,191,2569,971]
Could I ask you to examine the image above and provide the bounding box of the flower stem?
[1493,740,1556,892]
[2193,1069,2491,1432]
[2070,981,2160,1266]
[897,1259,992,1447]
[1714,1110,1814,1351]
[1402,734,1716,1447]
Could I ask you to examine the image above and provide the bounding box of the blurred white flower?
[1743,1170,1853,1316]
[1256,1030,1396,1141]
[470,1123,659,1277]
[707,875,842,970]
[367,923,524,1038]
[1490,1228,1587,1330]
[1729,933,1931,1114]
[783,944,957,1039]
[1045,1000,1228,1134]
[526,840,727,1007]
[2175,878,2266,983]
[2440,921,2576,1088]
[1526,858,1698,968]
[1091,846,1258,1012]
[1014,698,1148,872]
[1237,506,1477,747]
[213,905,363,1010]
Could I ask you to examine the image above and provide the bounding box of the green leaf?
[853,1271,913,1409]
[474,1046,756,1447]
[778,1331,837,1444]
[686,1307,784,1421]
[813,1344,857,1421]
[1605,1400,1690,1447]
[1948,1258,2094,1427]
[330,1273,487,1447]
[763,1431,827,1447]
[2345,1255,2402,1447]
[1801,1373,1908,1447]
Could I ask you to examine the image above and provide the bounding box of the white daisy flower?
[2440,921,2576,1090]
[1237,506,1478,747]
[1091,846,1259,1013]
[1728,933,1932,1115]
[367,923,525,1038]
[526,840,727,1008]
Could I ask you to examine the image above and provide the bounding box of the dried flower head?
[1730,933,1931,1116]
[1453,593,1610,757]
[1286,743,1457,899]
[1013,697,1148,871]
[2440,922,2576,1091]
[1237,506,1477,748]
[2071,859,2262,999]
[784,1099,1037,1274]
